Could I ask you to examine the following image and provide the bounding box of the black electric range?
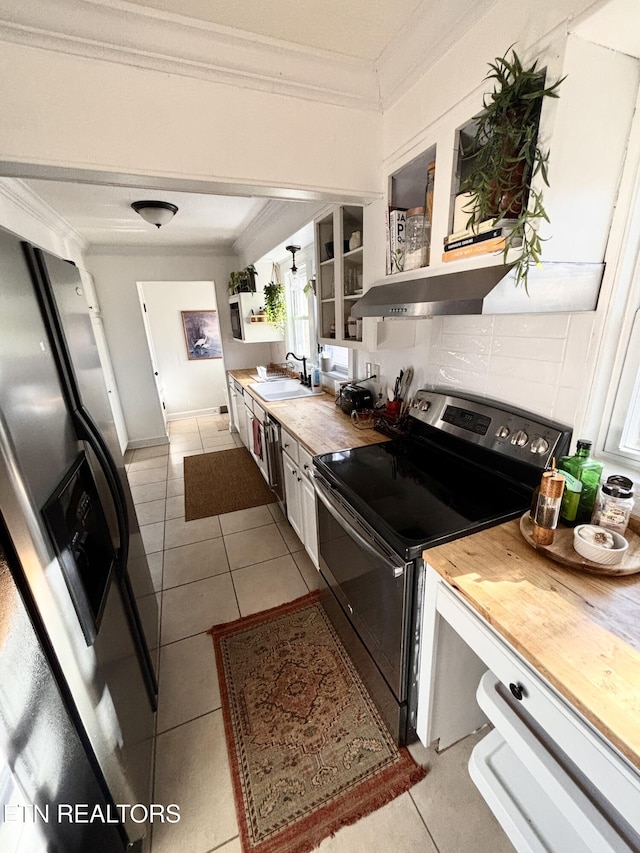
[312,388,572,743]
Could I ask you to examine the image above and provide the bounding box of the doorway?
[137,281,228,421]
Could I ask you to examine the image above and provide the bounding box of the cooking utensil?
[398,366,413,401]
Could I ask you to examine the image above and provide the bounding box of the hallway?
[126,415,512,853]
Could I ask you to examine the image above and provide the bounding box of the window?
[321,344,349,374]
[587,100,640,477]
[285,263,314,358]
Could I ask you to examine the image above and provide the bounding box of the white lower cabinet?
[282,442,319,566]
[282,449,303,541]
[417,566,640,852]
[299,448,319,568]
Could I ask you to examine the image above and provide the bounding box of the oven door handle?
[312,473,406,578]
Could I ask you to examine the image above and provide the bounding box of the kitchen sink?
[249,379,323,402]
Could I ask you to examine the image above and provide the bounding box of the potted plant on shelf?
[228,264,258,294]
[459,46,564,291]
[263,281,286,331]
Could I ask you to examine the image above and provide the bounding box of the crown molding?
[376,0,501,110]
[0,0,380,111]
[0,178,89,252]
[232,198,324,266]
[84,243,235,257]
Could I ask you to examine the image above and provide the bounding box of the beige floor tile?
[164,515,222,549]
[161,573,239,645]
[133,445,169,461]
[166,478,185,497]
[224,523,288,570]
[277,519,304,552]
[408,729,514,853]
[152,711,237,853]
[316,791,437,853]
[146,552,163,593]
[211,839,241,853]
[163,537,229,589]
[124,449,135,464]
[292,549,322,591]
[167,461,184,480]
[232,434,244,447]
[195,414,217,423]
[165,494,184,519]
[140,521,165,554]
[135,499,166,526]
[167,418,199,434]
[267,502,285,523]
[218,505,274,536]
[167,435,203,452]
[127,456,169,473]
[131,481,167,504]
[156,633,220,734]
[232,554,308,616]
[202,442,236,454]
[128,466,168,487]
[199,429,234,445]
[168,448,203,463]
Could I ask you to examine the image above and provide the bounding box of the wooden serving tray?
[519,512,640,577]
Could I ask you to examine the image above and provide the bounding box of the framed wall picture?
[181,310,222,360]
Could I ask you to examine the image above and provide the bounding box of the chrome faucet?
[285,352,308,385]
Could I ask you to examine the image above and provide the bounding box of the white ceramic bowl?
[573,525,628,565]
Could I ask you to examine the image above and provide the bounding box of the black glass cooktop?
[314,437,533,559]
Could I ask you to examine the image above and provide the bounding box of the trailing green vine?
[263,281,286,331]
[460,47,564,292]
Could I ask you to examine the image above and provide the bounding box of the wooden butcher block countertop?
[229,369,387,456]
[424,519,640,772]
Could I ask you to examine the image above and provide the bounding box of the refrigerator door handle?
[74,406,158,705]
[74,405,129,573]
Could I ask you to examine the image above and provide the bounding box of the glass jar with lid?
[591,475,635,535]
[403,207,427,271]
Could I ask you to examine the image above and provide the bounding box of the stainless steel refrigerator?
[0,228,159,848]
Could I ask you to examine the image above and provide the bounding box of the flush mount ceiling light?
[131,200,178,228]
[286,244,301,273]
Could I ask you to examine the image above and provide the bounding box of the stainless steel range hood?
[350,262,604,318]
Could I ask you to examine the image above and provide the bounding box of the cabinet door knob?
[509,682,524,701]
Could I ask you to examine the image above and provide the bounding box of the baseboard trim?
[166,406,226,420]
[126,435,170,450]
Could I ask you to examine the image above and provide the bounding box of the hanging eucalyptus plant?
[460,47,564,291]
[263,281,286,331]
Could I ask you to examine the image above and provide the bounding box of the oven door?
[313,471,413,703]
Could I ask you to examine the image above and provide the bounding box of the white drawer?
[299,446,314,479]
[243,395,254,415]
[436,579,640,836]
[280,427,299,463]
[474,672,636,852]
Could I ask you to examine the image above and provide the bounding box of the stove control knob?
[412,399,421,408]
[496,425,510,439]
[530,436,549,455]
[420,401,431,412]
[511,429,529,447]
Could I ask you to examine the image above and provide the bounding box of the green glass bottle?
[557,440,603,526]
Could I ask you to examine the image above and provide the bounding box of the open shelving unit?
[315,205,365,347]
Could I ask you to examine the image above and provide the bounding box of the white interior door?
[136,283,168,430]
[79,269,130,453]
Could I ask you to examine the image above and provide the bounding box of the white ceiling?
[23,180,276,248]
[124,0,424,62]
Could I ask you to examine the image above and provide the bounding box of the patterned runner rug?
[208,592,426,853]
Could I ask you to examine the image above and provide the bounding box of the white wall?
[141,280,226,419]
[86,249,275,444]
[0,41,381,202]
[355,0,639,434]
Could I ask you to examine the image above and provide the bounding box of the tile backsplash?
[360,312,596,428]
